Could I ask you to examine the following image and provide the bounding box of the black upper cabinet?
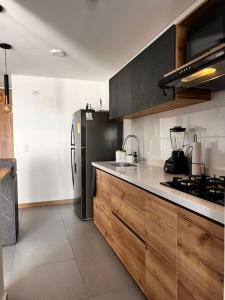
[109,25,176,119]
[132,25,176,112]
[109,63,132,119]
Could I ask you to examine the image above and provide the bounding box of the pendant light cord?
[4,50,7,74]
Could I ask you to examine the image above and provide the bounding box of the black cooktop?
[161,175,225,206]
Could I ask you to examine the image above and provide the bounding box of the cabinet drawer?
[111,176,145,240]
[111,213,145,291]
[93,198,112,244]
[111,176,145,214]
[96,170,111,211]
[111,195,145,240]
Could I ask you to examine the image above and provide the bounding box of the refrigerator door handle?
[71,148,75,186]
[71,124,75,146]
[74,148,77,173]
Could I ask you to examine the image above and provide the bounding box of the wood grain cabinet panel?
[94,169,224,300]
[111,176,145,214]
[111,196,145,240]
[177,208,224,300]
[145,195,177,300]
[111,176,146,240]
[111,213,145,291]
[94,170,112,244]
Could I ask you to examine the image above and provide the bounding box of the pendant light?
[0,43,12,114]
[0,90,4,104]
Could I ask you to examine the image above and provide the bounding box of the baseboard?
[18,198,76,209]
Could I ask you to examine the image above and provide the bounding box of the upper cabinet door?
[131,25,176,113]
[109,26,176,119]
[109,62,132,119]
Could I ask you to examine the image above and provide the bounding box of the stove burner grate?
[161,174,225,206]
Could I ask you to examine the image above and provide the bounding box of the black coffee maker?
[164,126,188,174]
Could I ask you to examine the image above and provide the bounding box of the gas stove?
[161,175,225,206]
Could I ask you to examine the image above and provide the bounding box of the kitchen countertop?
[92,161,224,225]
[0,168,11,181]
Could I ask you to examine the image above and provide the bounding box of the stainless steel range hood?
[159,43,225,91]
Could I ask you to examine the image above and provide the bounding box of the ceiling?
[0,0,197,84]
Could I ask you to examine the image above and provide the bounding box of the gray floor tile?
[90,286,146,300]
[18,209,23,225]
[3,270,11,289]
[6,205,144,299]
[65,219,96,237]
[59,204,78,221]
[8,260,88,300]
[78,253,135,297]
[19,219,67,242]
[68,227,113,261]
[2,245,15,288]
[13,236,74,268]
[2,245,15,272]
[21,206,61,226]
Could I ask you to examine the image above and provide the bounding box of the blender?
[164,126,188,174]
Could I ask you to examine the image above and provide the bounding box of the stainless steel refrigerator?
[71,109,123,220]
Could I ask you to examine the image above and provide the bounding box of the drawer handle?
[112,212,145,245]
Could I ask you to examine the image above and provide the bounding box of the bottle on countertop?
[192,134,201,176]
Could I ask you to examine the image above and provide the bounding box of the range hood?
[159,43,225,91]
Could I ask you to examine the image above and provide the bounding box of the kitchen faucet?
[122,134,141,163]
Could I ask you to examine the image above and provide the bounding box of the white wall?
[12,75,107,204]
[123,91,225,175]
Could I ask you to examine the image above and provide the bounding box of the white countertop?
[92,161,224,225]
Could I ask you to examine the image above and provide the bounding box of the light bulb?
[3,103,12,114]
[0,92,4,104]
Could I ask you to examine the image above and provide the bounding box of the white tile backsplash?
[124,91,225,174]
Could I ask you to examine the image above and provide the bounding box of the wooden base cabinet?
[145,195,177,300]
[93,170,112,244]
[145,198,224,300]
[94,169,224,300]
[111,213,145,291]
[177,209,224,300]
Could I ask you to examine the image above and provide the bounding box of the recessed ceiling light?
[50,49,65,57]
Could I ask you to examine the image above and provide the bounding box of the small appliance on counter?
[161,175,225,206]
[164,126,188,174]
[115,150,126,163]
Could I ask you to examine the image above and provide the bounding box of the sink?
[108,162,137,167]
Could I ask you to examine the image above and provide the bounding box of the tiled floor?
[2,204,146,300]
